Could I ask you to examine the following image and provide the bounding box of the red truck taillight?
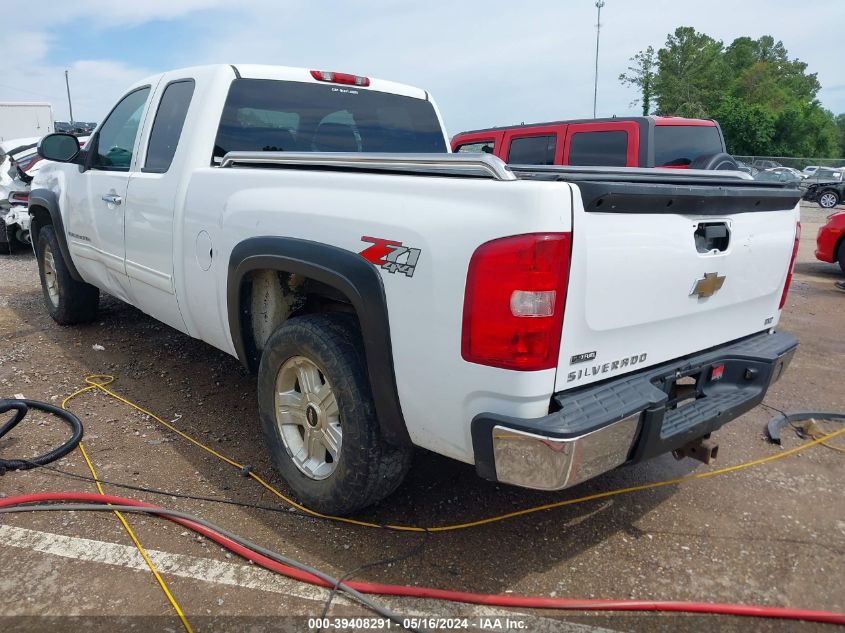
[462,233,571,371]
[778,222,801,310]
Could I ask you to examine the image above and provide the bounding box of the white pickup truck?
[31,64,801,514]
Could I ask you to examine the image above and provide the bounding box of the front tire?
[819,191,840,209]
[36,225,99,324]
[257,312,412,515]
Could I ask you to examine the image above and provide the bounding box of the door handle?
[101,193,122,205]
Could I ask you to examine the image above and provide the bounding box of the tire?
[257,312,412,515]
[818,190,840,209]
[36,225,99,324]
[837,239,845,276]
[688,152,739,171]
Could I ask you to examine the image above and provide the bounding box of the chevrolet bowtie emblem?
[690,272,726,299]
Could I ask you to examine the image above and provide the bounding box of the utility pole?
[592,0,605,118]
[64,70,74,124]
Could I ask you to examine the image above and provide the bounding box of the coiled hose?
[0,399,83,474]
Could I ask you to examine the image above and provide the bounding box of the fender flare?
[227,236,411,446]
[28,189,84,281]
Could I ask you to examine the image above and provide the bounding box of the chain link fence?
[734,155,845,170]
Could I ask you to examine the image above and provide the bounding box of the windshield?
[214,79,446,160]
[653,125,724,167]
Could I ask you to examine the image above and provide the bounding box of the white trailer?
[0,102,54,142]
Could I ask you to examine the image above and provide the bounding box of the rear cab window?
[653,124,723,167]
[213,79,446,161]
[145,79,195,173]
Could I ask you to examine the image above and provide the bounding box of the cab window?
[507,135,556,165]
[91,87,150,171]
[145,80,195,173]
[455,140,495,154]
[568,131,627,166]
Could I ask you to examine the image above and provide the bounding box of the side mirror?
[38,133,81,163]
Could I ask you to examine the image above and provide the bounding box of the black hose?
[0,399,83,474]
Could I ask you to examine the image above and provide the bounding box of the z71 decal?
[359,236,421,278]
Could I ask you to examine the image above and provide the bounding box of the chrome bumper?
[472,330,798,491]
[491,413,641,491]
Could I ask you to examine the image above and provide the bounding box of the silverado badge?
[690,272,726,299]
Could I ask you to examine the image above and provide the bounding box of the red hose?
[3,492,844,625]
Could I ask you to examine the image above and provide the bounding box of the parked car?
[803,179,845,209]
[802,167,844,185]
[766,166,804,180]
[1,138,40,249]
[734,159,759,177]
[755,169,801,185]
[32,64,800,514]
[752,158,782,170]
[815,211,845,274]
[452,116,738,169]
[802,165,821,177]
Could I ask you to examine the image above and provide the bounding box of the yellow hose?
[62,375,845,533]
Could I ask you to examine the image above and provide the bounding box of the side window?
[455,140,495,154]
[568,131,627,167]
[145,80,195,173]
[507,135,556,165]
[92,87,150,171]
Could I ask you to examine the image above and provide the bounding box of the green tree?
[620,29,838,157]
[836,113,845,158]
[652,27,726,117]
[618,45,656,115]
[711,96,775,155]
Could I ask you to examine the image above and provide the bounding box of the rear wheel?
[257,312,412,515]
[36,225,99,324]
[819,191,840,209]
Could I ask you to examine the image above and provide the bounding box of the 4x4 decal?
[359,236,421,278]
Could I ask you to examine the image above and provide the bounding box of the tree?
[618,46,656,115]
[619,29,838,157]
[652,27,726,117]
[836,113,845,158]
[711,96,775,155]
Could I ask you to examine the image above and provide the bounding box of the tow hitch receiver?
[672,436,719,464]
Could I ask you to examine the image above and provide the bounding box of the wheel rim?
[274,356,341,480]
[820,193,837,208]
[43,244,60,307]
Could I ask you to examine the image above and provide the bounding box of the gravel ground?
[0,202,843,633]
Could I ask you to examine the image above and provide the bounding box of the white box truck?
[0,102,54,142]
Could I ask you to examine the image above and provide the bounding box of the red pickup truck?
[451,116,736,170]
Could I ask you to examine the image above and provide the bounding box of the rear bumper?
[471,330,798,491]
[815,224,840,263]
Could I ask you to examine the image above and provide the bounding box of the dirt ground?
[1,203,843,633]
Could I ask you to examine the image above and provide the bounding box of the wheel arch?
[28,189,84,281]
[227,236,411,446]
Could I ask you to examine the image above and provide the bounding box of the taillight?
[462,233,571,371]
[778,221,801,310]
[310,70,370,87]
[9,192,29,205]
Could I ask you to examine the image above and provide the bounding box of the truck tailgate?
[555,177,801,392]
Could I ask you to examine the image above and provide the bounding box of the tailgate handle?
[694,222,730,253]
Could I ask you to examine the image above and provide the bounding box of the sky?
[3,0,844,137]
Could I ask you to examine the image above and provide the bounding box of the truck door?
[124,78,196,333]
[501,125,565,165]
[562,121,639,167]
[66,87,152,301]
